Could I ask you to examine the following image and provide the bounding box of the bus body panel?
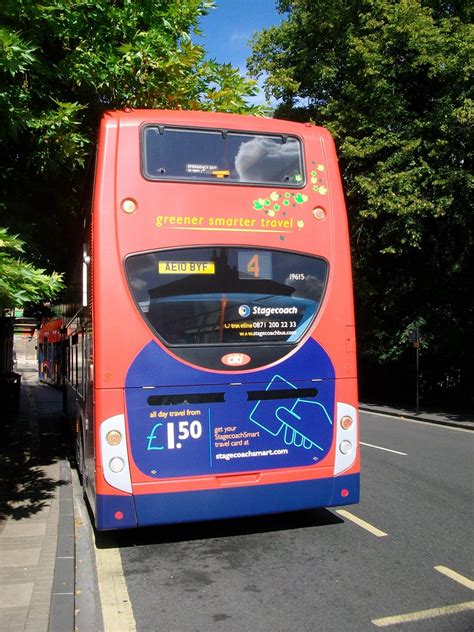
[84,110,359,529]
[93,111,356,391]
[95,473,360,530]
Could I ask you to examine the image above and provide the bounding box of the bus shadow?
[95,507,344,549]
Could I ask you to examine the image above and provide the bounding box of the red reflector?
[114,511,124,520]
[341,489,349,498]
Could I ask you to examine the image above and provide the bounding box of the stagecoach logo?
[221,353,251,367]
[239,305,251,318]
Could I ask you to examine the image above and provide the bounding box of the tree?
[0,228,63,309]
[249,0,473,405]
[0,0,262,278]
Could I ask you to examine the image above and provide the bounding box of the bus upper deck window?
[142,126,304,186]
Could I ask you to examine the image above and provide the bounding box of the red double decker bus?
[68,109,359,530]
[38,317,64,386]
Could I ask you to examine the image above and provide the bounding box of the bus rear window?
[125,248,328,346]
[142,126,304,186]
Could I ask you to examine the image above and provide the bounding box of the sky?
[197,0,283,103]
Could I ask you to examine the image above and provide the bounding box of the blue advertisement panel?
[125,338,335,478]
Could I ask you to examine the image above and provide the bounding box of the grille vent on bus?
[246,388,318,401]
[147,393,225,406]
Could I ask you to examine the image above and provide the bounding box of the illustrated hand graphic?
[276,406,319,449]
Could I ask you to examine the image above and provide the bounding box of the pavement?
[0,364,472,632]
[359,401,474,431]
[0,365,74,632]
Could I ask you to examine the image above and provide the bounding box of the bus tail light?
[100,414,132,493]
[339,440,353,455]
[106,430,122,446]
[334,403,358,475]
[109,457,125,473]
[340,415,353,430]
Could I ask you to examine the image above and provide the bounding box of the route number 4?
[247,254,260,278]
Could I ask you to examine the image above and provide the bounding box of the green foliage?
[0,0,262,286]
[250,0,473,404]
[0,228,64,309]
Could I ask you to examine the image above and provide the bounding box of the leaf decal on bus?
[293,193,308,204]
[253,199,266,210]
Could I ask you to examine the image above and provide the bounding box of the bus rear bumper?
[95,473,360,530]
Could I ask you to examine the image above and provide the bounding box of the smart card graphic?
[249,375,332,458]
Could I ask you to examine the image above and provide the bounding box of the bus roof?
[101,109,333,141]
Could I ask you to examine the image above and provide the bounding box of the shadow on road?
[95,506,344,550]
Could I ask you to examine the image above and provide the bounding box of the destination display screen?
[125,247,328,346]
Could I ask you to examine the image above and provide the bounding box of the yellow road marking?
[372,601,474,627]
[95,540,137,632]
[335,509,388,537]
[434,566,474,591]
